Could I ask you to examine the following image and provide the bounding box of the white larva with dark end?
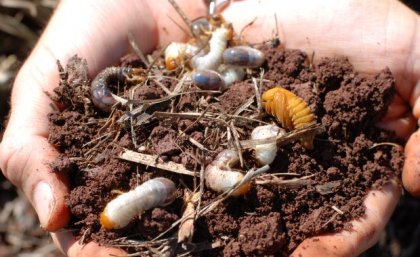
[251,125,285,165]
[222,46,265,68]
[191,66,244,91]
[218,65,245,86]
[192,27,229,70]
[205,149,250,196]
[165,42,201,70]
[100,177,176,229]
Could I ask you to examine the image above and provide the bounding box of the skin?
[0,0,418,256]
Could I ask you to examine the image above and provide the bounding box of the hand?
[0,0,206,256]
[221,0,419,256]
[0,0,418,257]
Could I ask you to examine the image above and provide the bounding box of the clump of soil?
[48,44,404,256]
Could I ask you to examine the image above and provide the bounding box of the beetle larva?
[251,125,286,165]
[100,177,176,229]
[164,42,201,70]
[205,149,250,196]
[262,87,316,149]
[192,27,230,71]
[90,67,133,112]
[218,65,245,86]
[222,46,265,68]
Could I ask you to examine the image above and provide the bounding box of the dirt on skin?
[48,45,404,256]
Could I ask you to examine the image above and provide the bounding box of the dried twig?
[119,149,197,176]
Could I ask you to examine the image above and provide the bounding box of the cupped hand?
[222,0,419,256]
[0,0,206,256]
[0,0,419,256]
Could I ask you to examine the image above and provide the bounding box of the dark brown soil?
[48,45,404,256]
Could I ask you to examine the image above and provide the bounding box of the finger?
[403,129,420,196]
[0,135,70,231]
[382,94,408,120]
[376,112,417,139]
[291,181,400,257]
[51,231,126,257]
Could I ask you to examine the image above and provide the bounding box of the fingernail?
[33,182,54,228]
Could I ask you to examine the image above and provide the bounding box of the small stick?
[233,95,255,116]
[119,149,197,176]
[252,76,262,112]
[331,205,344,215]
[229,122,244,167]
[369,142,402,150]
[189,137,211,152]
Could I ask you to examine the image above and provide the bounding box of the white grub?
[251,125,285,165]
[164,42,201,70]
[100,177,176,229]
[222,46,265,68]
[192,27,229,70]
[205,149,250,196]
[218,65,245,86]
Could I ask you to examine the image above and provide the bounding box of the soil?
[48,44,404,257]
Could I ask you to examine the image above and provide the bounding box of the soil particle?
[236,212,286,256]
[218,81,256,113]
[137,208,179,240]
[150,126,180,156]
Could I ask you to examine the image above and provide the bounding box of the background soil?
[0,1,419,257]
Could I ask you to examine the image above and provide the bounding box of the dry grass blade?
[0,0,37,16]
[0,55,18,85]
[167,0,194,37]
[128,32,150,68]
[369,142,403,150]
[119,149,197,176]
[252,77,262,113]
[229,122,244,167]
[315,181,341,195]
[233,95,255,116]
[0,13,37,43]
[255,174,316,187]
[177,191,199,243]
[331,205,344,215]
